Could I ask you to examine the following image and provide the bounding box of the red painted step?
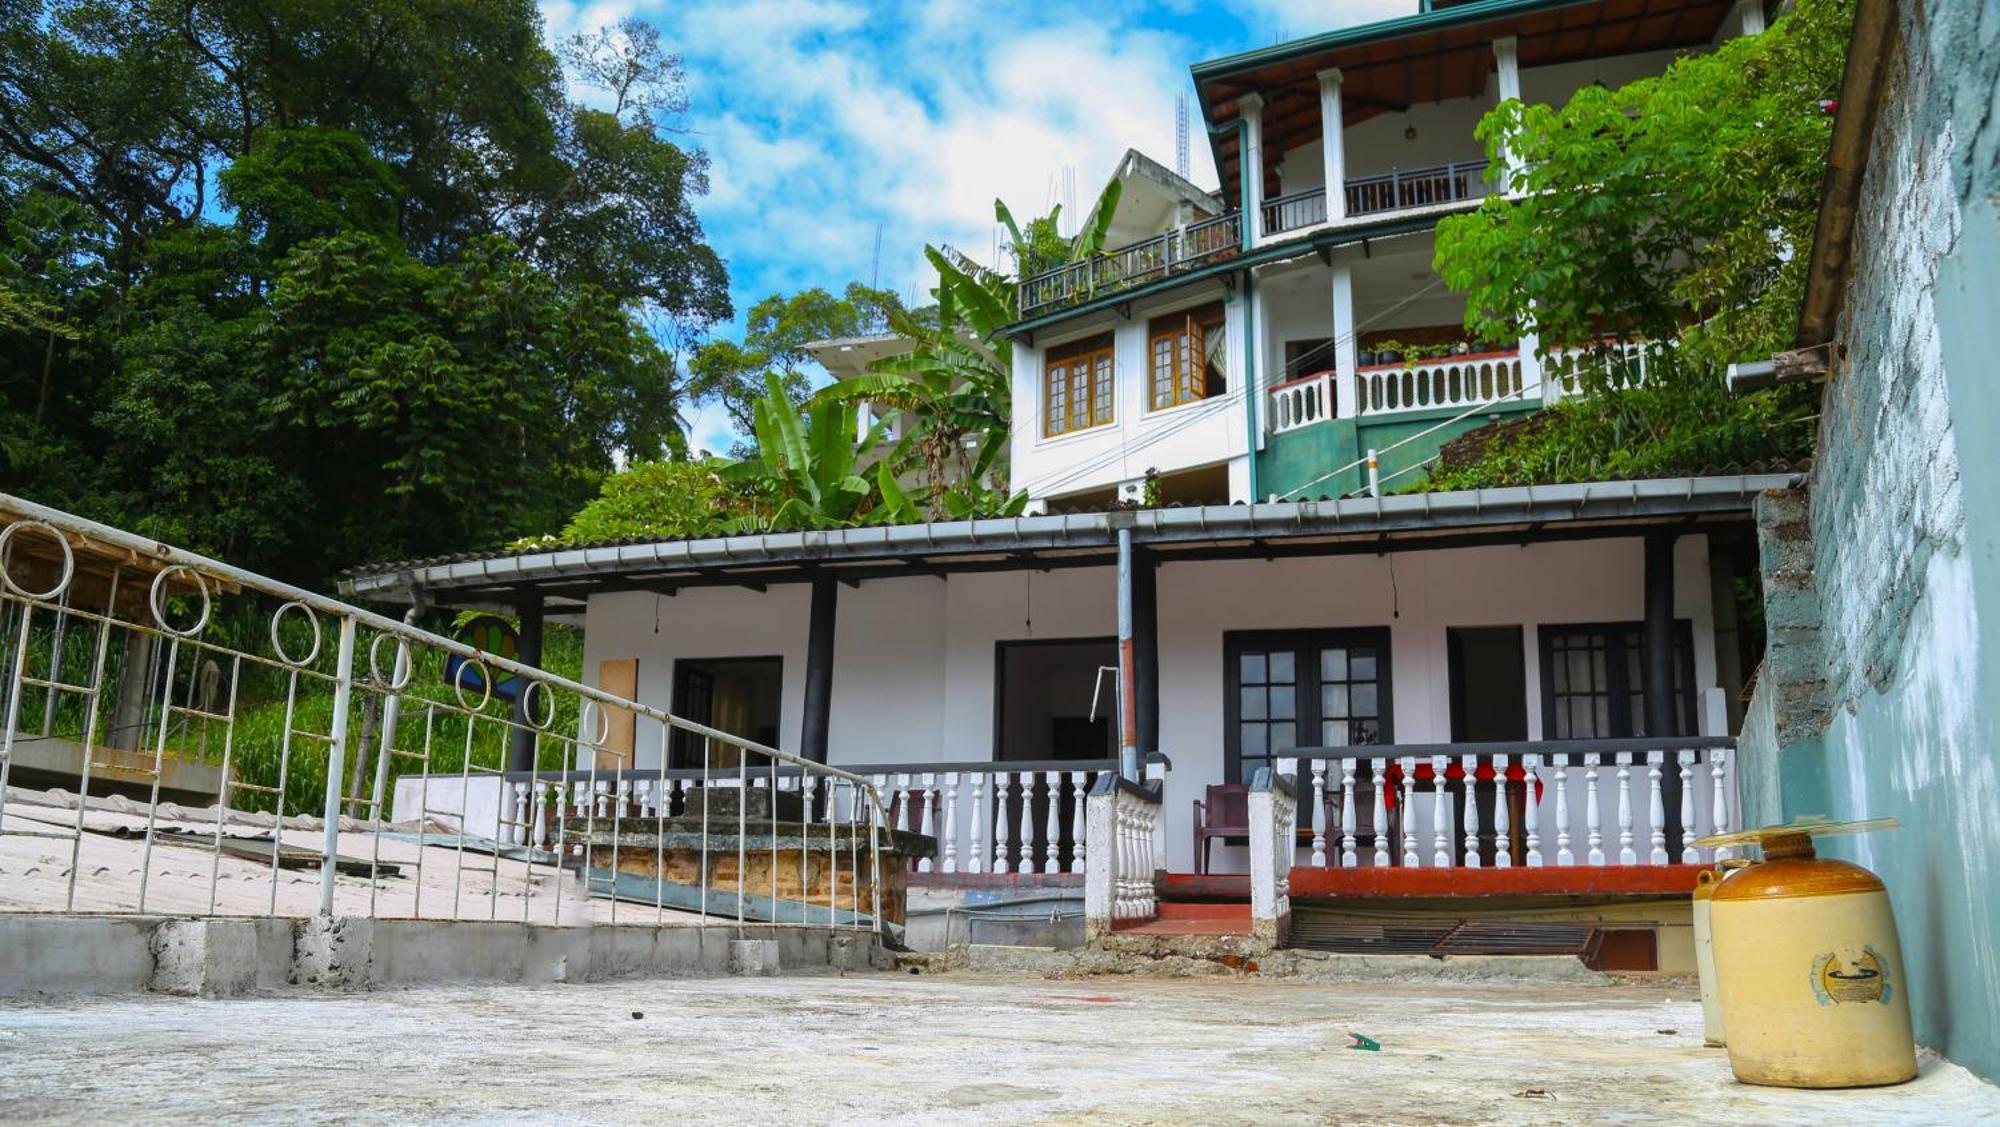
[1114,899,1253,936]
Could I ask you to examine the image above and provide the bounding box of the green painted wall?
[1744,2,2000,1082]
[1257,400,1539,500]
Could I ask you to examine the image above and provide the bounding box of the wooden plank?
[596,657,639,768]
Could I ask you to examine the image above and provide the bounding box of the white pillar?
[1331,263,1358,417]
[1317,68,1346,223]
[1735,0,1765,36]
[1240,93,1266,245]
[1519,326,1543,401]
[1493,36,1522,193]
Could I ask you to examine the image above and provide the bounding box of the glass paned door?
[1226,630,1391,783]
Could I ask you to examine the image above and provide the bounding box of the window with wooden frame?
[1042,333,1115,437]
[1148,302,1227,411]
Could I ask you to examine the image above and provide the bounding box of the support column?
[801,573,837,764]
[1116,527,1139,781]
[1734,0,1765,36]
[1132,546,1159,767]
[1643,532,1678,738]
[508,588,543,773]
[1331,263,1358,417]
[1493,36,1522,192]
[1240,94,1266,246]
[1317,68,1346,222]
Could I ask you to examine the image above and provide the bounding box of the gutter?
[1795,0,1897,349]
[338,475,1801,600]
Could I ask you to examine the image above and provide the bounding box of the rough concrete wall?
[1774,0,2000,1082]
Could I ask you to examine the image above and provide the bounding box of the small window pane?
[1270,685,1296,720]
[1322,720,1350,747]
[1241,653,1266,683]
[1269,651,1296,683]
[1593,696,1611,735]
[1240,687,1266,720]
[1322,685,1347,719]
[1322,648,1348,681]
[1242,724,1267,754]
[1351,683,1377,718]
[1567,648,1594,691]
[1352,719,1381,745]
[1351,650,1376,680]
[1271,723,1297,751]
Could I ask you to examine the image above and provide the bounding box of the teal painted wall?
[1257,400,1539,500]
[1747,1,2000,1082]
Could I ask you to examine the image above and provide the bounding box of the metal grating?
[1431,921,1604,960]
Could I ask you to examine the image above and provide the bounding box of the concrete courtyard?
[2,971,1996,1125]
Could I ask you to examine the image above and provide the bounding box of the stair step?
[1155,900,1251,922]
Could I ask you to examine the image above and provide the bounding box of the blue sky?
[537,1,1414,452]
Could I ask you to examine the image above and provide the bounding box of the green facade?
[1256,399,1540,500]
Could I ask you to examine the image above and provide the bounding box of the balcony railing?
[1278,737,1736,871]
[1268,370,1335,434]
[1345,159,1493,219]
[1016,213,1241,318]
[1357,349,1523,415]
[1261,187,1328,237]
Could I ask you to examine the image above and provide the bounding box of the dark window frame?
[1536,620,1697,743]
[1223,627,1393,784]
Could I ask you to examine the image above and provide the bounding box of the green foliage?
[1423,377,1818,492]
[0,1,729,582]
[722,372,891,531]
[687,283,897,439]
[995,178,1123,277]
[1425,0,1848,490]
[552,459,746,544]
[1434,0,1851,366]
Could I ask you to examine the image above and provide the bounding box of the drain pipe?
[1117,526,1139,782]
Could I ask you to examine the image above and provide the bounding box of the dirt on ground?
[1,970,1995,1125]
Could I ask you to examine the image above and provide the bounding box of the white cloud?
[537,1,1422,444]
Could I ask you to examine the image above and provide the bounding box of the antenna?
[870,222,883,289]
[1175,92,1191,179]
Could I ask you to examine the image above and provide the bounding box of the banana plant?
[722,372,888,531]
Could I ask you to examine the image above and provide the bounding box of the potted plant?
[1356,347,1379,367]
[1375,340,1405,365]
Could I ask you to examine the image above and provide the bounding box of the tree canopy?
[1423,0,1846,489]
[0,1,729,581]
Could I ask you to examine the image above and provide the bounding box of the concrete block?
[151,918,259,998]
[0,915,155,997]
[293,915,373,990]
[728,938,781,976]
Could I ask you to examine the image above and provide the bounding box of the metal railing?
[1345,159,1492,218]
[1275,737,1736,871]
[1261,186,1328,236]
[1017,213,1241,318]
[0,496,889,933]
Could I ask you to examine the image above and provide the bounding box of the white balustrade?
[992,771,1012,874]
[1269,372,1335,434]
[1357,351,1522,416]
[1069,770,1088,873]
[941,773,960,873]
[1085,774,1162,934]
[1043,771,1062,874]
[1274,743,1734,874]
[1461,753,1480,867]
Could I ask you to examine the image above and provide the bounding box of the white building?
[345,475,1780,968]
